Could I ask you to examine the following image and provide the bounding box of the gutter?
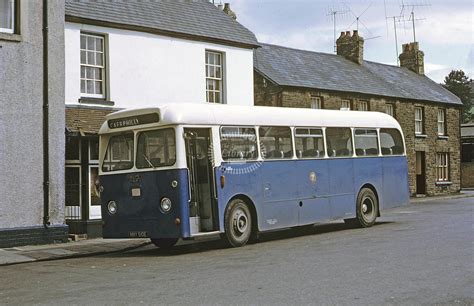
[42,0,50,227]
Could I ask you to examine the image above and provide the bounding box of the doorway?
[415,151,426,195]
[184,128,217,233]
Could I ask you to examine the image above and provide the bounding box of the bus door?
[184,128,217,234]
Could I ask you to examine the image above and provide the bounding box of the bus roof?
[99,103,402,134]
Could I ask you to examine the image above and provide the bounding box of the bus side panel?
[215,163,262,232]
[353,157,383,207]
[295,159,331,225]
[381,156,410,209]
[327,159,356,219]
[260,160,299,230]
[100,169,190,239]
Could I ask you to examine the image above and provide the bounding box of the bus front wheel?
[224,199,253,247]
[151,238,178,249]
[355,188,378,227]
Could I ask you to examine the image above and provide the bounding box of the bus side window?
[220,127,258,161]
[294,128,325,159]
[354,129,379,156]
[326,127,353,157]
[380,128,404,155]
[259,126,293,159]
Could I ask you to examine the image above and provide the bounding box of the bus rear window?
[380,128,404,155]
[102,133,134,172]
[259,126,293,159]
[326,127,353,157]
[220,127,258,161]
[136,128,176,168]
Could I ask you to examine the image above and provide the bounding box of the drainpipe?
[42,0,50,227]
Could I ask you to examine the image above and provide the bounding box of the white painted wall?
[65,22,254,109]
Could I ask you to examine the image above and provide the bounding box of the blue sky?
[224,0,473,82]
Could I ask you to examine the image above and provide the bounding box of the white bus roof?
[99,103,402,134]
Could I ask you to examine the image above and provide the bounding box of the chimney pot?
[399,42,424,75]
[223,3,237,20]
[336,30,364,64]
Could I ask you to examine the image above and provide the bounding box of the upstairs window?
[0,0,15,34]
[80,33,105,98]
[310,96,322,109]
[341,99,351,110]
[358,100,369,111]
[294,128,325,158]
[415,107,424,135]
[437,109,446,136]
[206,50,224,103]
[386,104,394,117]
[259,126,293,159]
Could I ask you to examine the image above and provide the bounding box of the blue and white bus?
[98,103,409,248]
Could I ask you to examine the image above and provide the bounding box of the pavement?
[1,190,473,267]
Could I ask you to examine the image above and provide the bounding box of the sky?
[222,0,473,83]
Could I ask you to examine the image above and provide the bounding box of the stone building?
[254,31,462,196]
[0,0,67,247]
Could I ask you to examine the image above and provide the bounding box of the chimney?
[336,30,364,64]
[223,3,237,20]
[399,42,424,75]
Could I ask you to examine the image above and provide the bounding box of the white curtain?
[0,0,13,31]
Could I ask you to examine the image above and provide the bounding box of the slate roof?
[254,43,462,105]
[65,0,259,49]
[66,106,118,135]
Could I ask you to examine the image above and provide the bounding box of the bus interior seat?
[336,148,350,156]
[381,147,392,155]
[302,149,319,158]
[355,148,365,156]
[284,150,293,158]
[296,150,302,158]
[267,150,284,159]
[366,148,378,155]
[392,146,404,154]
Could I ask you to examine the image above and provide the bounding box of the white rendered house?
[63,0,259,236]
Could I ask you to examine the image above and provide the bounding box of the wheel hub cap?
[233,210,248,235]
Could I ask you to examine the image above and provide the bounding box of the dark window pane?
[221,127,258,160]
[66,136,80,160]
[136,128,176,169]
[354,129,379,156]
[380,128,404,155]
[259,126,293,159]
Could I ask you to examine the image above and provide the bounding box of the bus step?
[184,231,221,240]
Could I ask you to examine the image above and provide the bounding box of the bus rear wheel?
[151,238,178,249]
[355,187,378,227]
[224,199,253,247]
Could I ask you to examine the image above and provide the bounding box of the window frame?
[294,127,326,159]
[310,96,323,109]
[0,0,15,34]
[358,100,369,111]
[258,126,294,160]
[386,104,395,117]
[341,99,351,110]
[136,128,177,169]
[80,32,106,99]
[325,127,354,158]
[415,106,424,135]
[205,50,225,104]
[354,128,379,157]
[437,108,446,136]
[435,152,449,182]
[220,126,259,161]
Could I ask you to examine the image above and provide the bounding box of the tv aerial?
[326,4,350,53]
[344,2,381,41]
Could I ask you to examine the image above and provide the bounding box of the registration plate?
[129,231,148,238]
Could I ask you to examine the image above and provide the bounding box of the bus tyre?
[355,188,378,228]
[224,199,252,247]
[151,238,178,249]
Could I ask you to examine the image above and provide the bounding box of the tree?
[443,70,473,123]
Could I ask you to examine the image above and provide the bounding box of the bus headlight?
[160,197,172,213]
[108,201,118,214]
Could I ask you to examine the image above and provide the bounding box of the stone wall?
[254,75,462,196]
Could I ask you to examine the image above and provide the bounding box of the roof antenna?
[344,2,381,41]
[399,0,430,42]
[326,4,349,53]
